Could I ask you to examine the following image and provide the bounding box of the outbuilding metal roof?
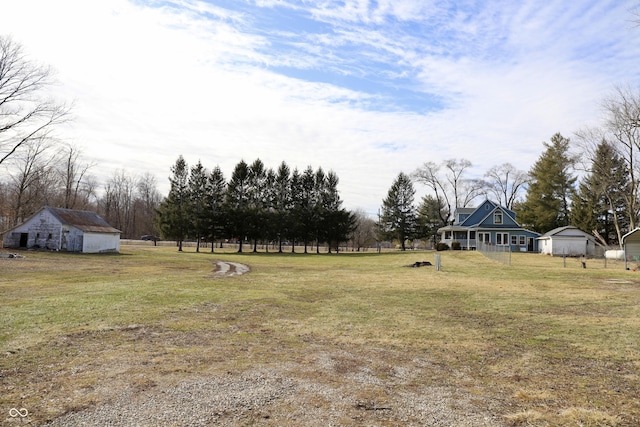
[47,207,121,234]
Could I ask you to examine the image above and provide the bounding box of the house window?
[478,232,490,244]
[494,212,503,224]
[519,236,525,245]
[496,233,509,245]
[511,235,517,245]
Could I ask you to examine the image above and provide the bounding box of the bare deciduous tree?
[0,35,70,166]
[57,143,95,209]
[602,85,640,229]
[484,163,529,210]
[135,172,161,237]
[412,158,484,226]
[575,85,640,232]
[7,136,58,225]
[101,170,136,237]
[349,208,377,251]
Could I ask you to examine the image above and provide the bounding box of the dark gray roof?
[47,207,121,234]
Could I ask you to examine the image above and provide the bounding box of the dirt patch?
[212,260,250,277]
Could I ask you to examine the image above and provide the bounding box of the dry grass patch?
[1,247,640,425]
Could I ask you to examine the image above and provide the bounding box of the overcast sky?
[2,0,640,216]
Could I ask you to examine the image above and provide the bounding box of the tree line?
[156,156,356,253]
[380,88,640,251]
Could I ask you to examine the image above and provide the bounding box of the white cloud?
[2,0,640,216]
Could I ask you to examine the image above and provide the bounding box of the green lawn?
[1,246,639,425]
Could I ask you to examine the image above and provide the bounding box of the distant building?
[437,199,540,252]
[622,228,640,269]
[2,206,121,253]
[537,226,604,257]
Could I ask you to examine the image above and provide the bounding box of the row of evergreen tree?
[156,156,355,253]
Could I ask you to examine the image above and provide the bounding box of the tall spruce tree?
[273,161,291,252]
[205,165,226,252]
[157,155,190,251]
[571,140,629,246]
[320,170,354,253]
[517,133,577,233]
[225,160,250,253]
[379,172,418,251]
[417,194,447,246]
[188,160,209,252]
[247,159,267,252]
[312,167,326,253]
[288,168,302,252]
[298,166,316,253]
[262,167,278,253]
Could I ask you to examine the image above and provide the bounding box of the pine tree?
[517,133,577,233]
[157,155,190,252]
[273,161,291,253]
[205,166,226,252]
[379,172,418,251]
[571,140,629,245]
[297,166,316,253]
[312,167,327,253]
[188,161,209,252]
[320,170,354,253]
[247,159,267,252]
[417,194,447,246]
[261,168,277,253]
[225,160,250,253]
[288,168,302,252]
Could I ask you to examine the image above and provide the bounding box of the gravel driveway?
[44,351,505,426]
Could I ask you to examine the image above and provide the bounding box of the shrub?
[436,242,449,251]
[451,241,461,250]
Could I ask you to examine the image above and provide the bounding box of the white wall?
[83,232,120,253]
[555,238,587,256]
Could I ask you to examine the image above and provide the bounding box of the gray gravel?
[43,362,505,426]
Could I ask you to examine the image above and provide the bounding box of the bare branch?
[0,35,70,166]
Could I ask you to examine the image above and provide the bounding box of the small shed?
[2,206,121,253]
[622,228,640,269]
[537,226,603,257]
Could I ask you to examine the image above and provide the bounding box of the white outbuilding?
[537,226,603,257]
[622,228,640,270]
[2,206,121,253]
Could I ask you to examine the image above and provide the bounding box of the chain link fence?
[477,242,511,265]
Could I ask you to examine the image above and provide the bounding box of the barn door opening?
[19,233,28,248]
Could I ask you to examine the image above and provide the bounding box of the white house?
[2,206,121,253]
[537,226,603,257]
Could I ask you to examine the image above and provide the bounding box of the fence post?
[435,253,441,271]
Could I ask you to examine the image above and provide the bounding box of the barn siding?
[2,207,120,253]
[3,210,64,250]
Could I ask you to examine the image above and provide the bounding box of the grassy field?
[1,245,639,425]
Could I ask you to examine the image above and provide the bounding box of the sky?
[2,0,640,216]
